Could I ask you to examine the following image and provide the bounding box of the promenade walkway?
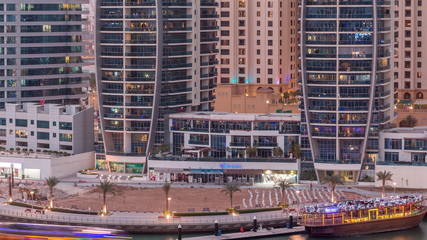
[183,226,305,240]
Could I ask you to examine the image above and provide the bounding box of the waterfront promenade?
[0,200,295,233]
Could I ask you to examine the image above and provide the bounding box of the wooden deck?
[183,226,305,240]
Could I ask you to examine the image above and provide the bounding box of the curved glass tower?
[97,0,218,173]
[300,0,393,181]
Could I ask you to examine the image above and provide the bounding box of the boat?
[300,195,427,237]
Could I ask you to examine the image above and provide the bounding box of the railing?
[149,156,298,163]
[0,206,290,226]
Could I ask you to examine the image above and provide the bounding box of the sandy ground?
[51,186,360,212]
[0,181,363,213]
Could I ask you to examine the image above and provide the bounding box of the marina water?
[128,216,427,240]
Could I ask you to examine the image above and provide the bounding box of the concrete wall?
[50,152,95,178]
[375,164,427,189]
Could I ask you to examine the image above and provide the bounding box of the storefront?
[0,162,40,180]
[109,162,143,173]
[262,170,298,183]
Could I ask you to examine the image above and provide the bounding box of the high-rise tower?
[300,0,394,181]
[0,1,90,109]
[96,0,218,173]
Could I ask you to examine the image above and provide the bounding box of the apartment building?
[217,0,299,90]
[96,0,218,173]
[0,103,94,154]
[394,0,427,103]
[0,1,90,109]
[299,0,394,182]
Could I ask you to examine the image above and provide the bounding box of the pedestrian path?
[183,226,305,240]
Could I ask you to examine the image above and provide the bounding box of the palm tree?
[272,147,284,157]
[162,180,172,211]
[274,180,293,204]
[98,180,116,214]
[376,171,393,197]
[45,177,60,208]
[399,115,418,128]
[221,183,241,209]
[322,175,344,202]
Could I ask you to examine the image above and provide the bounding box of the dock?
[183,226,305,240]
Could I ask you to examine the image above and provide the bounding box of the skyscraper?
[96,0,218,173]
[0,1,90,109]
[300,0,394,182]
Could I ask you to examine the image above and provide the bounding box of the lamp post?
[393,182,396,195]
[30,191,34,211]
[7,176,12,203]
[167,197,172,212]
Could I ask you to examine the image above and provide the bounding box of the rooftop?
[382,127,427,134]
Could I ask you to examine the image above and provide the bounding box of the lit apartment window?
[238,0,245,7]
[417,72,422,78]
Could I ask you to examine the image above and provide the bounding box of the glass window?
[37,132,49,140]
[59,133,72,142]
[37,120,49,129]
[59,122,72,130]
[15,119,28,127]
[384,138,402,149]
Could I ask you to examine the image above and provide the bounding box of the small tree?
[376,170,393,197]
[98,180,116,214]
[399,115,418,128]
[274,180,293,205]
[322,174,344,202]
[221,183,241,209]
[245,146,257,158]
[158,143,170,156]
[162,180,172,212]
[272,147,284,157]
[45,177,60,208]
[289,142,301,158]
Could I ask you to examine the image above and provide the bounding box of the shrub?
[15,148,20,151]
[11,202,97,215]
[10,148,14,151]
[36,149,41,153]
[237,207,282,214]
[174,212,228,217]
[23,148,28,152]
[29,149,34,152]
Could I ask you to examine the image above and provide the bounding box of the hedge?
[11,202,43,210]
[237,207,282,214]
[174,211,228,217]
[11,202,97,215]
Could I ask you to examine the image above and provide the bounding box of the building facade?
[393,0,427,103]
[376,127,427,188]
[96,0,218,173]
[0,103,94,154]
[299,0,394,182]
[0,1,90,109]
[214,84,300,114]
[147,112,300,183]
[217,0,299,89]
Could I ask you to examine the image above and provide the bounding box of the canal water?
[127,216,427,240]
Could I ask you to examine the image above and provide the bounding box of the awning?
[223,169,263,174]
[397,99,412,104]
[414,99,427,105]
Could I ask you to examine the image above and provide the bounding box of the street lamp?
[30,191,34,211]
[393,182,397,195]
[167,197,172,212]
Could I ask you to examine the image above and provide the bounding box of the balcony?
[189,140,209,145]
